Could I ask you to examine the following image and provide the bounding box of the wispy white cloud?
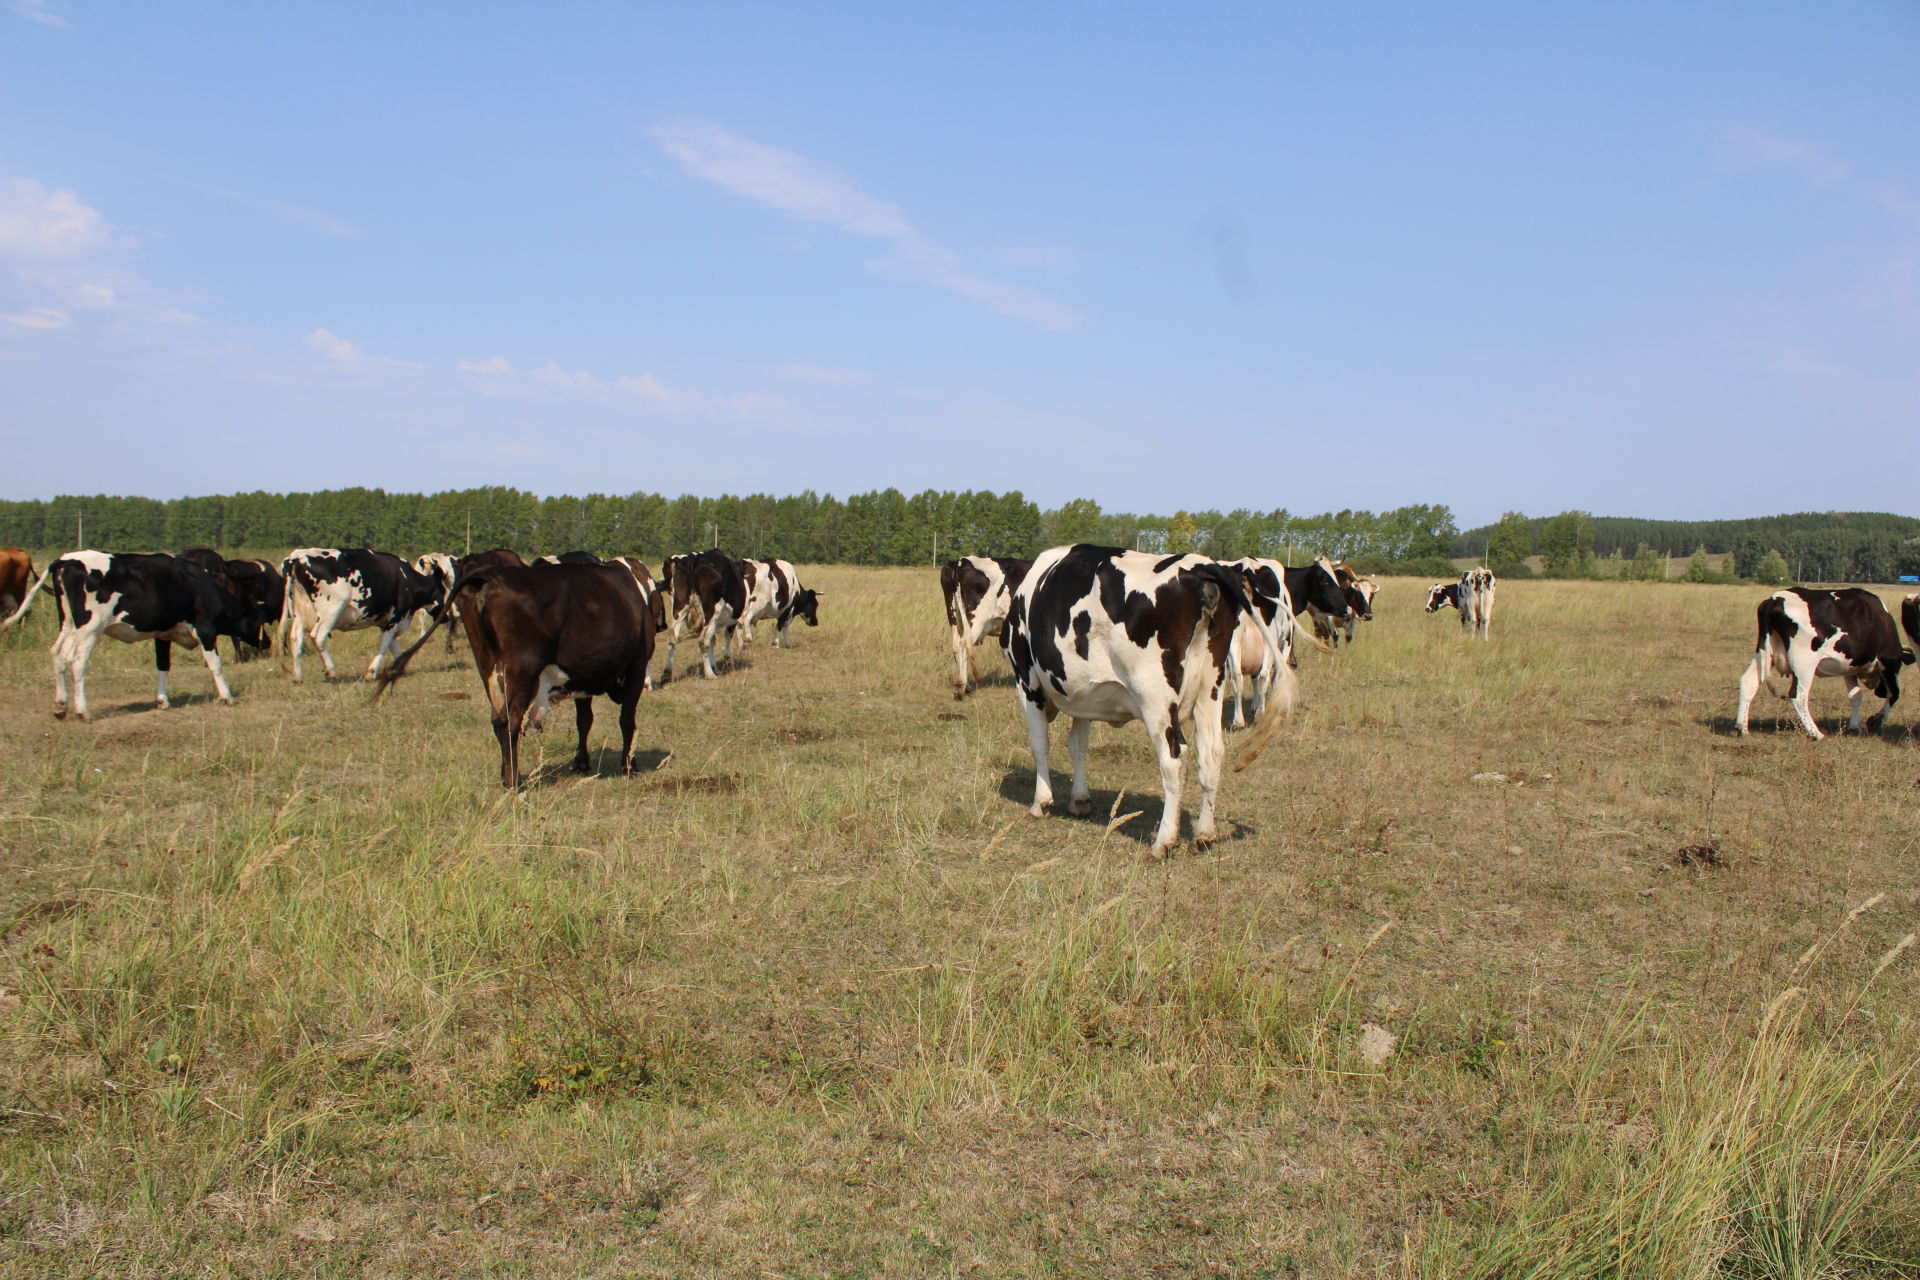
[1721,127,1849,185]
[204,185,360,238]
[7,0,68,28]
[305,327,425,374]
[0,178,110,258]
[771,362,882,386]
[1,307,67,329]
[651,120,1082,331]
[457,354,510,374]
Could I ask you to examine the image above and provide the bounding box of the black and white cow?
[660,549,746,681]
[1001,545,1297,857]
[0,551,252,719]
[1308,562,1377,648]
[1221,557,1302,728]
[536,551,604,566]
[1425,570,1495,638]
[940,555,1031,697]
[279,548,446,682]
[1284,558,1356,629]
[1735,587,1913,739]
[738,558,820,649]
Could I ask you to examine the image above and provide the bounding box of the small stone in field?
[1471,772,1508,784]
[1358,1023,1398,1065]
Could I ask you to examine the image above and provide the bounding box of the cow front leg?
[1066,717,1093,816]
[1865,670,1898,734]
[617,694,640,774]
[1144,706,1186,857]
[366,621,407,680]
[950,624,974,697]
[199,641,235,704]
[1023,697,1055,817]
[311,623,339,682]
[1842,675,1866,734]
[493,704,525,788]
[154,639,173,708]
[572,696,595,774]
[288,623,307,682]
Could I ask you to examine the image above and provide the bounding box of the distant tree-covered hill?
[1455,511,1920,581]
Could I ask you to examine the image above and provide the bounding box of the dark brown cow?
[0,547,32,616]
[375,562,656,786]
[660,550,745,681]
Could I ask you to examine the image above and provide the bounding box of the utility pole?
[464,507,472,556]
[708,521,719,548]
[76,508,83,549]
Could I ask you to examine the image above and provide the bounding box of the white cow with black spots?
[1001,545,1297,857]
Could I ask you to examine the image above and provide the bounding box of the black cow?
[660,550,746,681]
[1001,545,1296,857]
[0,551,255,719]
[1736,587,1913,738]
[279,548,446,682]
[940,555,1032,696]
[375,562,656,787]
[180,549,283,661]
[537,551,605,566]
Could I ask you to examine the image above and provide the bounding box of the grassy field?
[1,569,1916,1278]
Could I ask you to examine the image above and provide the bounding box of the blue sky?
[1,2,1915,526]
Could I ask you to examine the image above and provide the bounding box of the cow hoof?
[571,759,592,775]
[51,707,67,720]
[1069,796,1091,817]
[155,699,170,710]
[1144,845,1172,862]
[1029,802,1052,818]
[1193,832,1217,851]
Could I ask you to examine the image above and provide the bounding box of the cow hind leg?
[1022,698,1056,818]
[1735,650,1768,735]
[1785,659,1824,740]
[1192,694,1227,849]
[572,697,595,774]
[617,693,641,774]
[66,628,104,722]
[1144,706,1186,857]
[50,630,72,718]
[1066,717,1093,816]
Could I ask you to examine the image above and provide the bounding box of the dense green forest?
[1458,510,1920,583]
[1,489,1914,580]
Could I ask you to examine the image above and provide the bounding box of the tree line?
[0,489,1462,574]
[1464,509,1920,583]
[1,488,1911,581]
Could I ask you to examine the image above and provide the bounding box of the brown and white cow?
[659,549,745,681]
[940,555,1031,697]
[1736,587,1913,739]
[375,561,657,786]
[1001,545,1297,857]
[0,547,34,616]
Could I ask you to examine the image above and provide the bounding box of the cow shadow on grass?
[528,746,672,786]
[1702,713,1914,741]
[993,770,1259,851]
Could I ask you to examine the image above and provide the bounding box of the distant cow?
[1426,569,1495,638]
[1220,558,1297,728]
[1736,587,1913,739]
[1002,545,1297,857]
[660,550,745,681]
[279,548,446,682]
[738,558,820,649]
[0,551,253,719]
[1309,563,1376,648]
[375,562,656,786]
[0,547,33,616]
[537,551,604,566]
[1424,581,1461,615]
[941,555,1031,697]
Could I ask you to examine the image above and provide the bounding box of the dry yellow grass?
[0,569,1915,1276]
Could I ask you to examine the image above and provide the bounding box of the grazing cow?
[279,548,446,682]
[1308,563,1377,647]
[179,549,282,660]
[659,549,745,681]
[375,562,656,786]
[0,547,33,616]
[1735,587,1913,739]
[738,558,820,648]
[941,555,1032,697]
[1001,545,1297,857]
[0,551,250,719]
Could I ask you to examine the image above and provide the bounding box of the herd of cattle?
[1,542,1915,857]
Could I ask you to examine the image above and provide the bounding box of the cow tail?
[0,561,55,635]
[1754,596,1791,699]
[1903,595,1919,652]
[1195,564,1297,770]
[371,569,488,704]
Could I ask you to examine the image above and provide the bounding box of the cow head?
[1425,583,1458,613]
[1300,558,1353,619]
[1347,578,1377,621]
[786,588,821,627]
